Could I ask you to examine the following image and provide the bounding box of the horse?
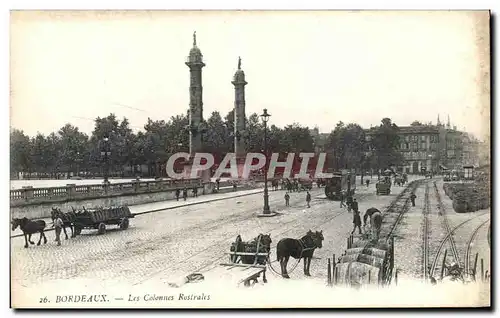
[50,207,75,239]
[230,234,272,265]
[241,234,272,265]
[363,208,383,241]
[11,217,48,248]
[230,235,243,263]
[276,230,324,278]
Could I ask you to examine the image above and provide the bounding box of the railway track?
[464,219,490,279]
[385,179,423,239]
[431,181,461,272]
[422,182,430,281]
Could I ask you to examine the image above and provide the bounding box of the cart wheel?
[120,218,129,230]
[97,223,106,235]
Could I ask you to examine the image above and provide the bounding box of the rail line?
[429,211,489,278]
[385,179,423,239]
[464,218,490,277]
[422,182,430,281]
[432,181,461,269]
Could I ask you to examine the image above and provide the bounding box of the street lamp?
[260,108,271,215]
[100,137,111,185]
[75,151,82,178]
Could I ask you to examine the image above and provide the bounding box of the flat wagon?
[72,206,134,235]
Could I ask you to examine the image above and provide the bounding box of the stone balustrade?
[10,178,204,207]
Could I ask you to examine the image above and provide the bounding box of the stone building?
[366,116,480,174]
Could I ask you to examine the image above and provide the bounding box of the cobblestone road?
[11,177,406,292]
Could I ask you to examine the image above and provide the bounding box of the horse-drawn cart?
[72,206,134,235]
[218,234,272,287]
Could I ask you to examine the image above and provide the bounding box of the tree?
[326,122,366,171]
[10,129,32,176]
[369,118,404,174]
[58,124,89,174]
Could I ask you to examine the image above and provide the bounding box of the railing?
[10,178,204,206]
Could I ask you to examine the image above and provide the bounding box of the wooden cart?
[72,206,134,235]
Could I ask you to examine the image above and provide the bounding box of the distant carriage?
[376,177,391,195]
[71,206,134,235]
[324,170,356,200]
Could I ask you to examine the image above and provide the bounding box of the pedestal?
[257,211,279,218]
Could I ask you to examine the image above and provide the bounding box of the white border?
[2,0,497,317]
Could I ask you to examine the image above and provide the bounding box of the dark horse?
[50,207,75,239]
[276,230,324,278]
[363,208,383,241]
[230,234,272,265]
[11,217,48,248]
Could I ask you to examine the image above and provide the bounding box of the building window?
[421,135,426,141]
[421,142,426,150]
[405,135,410,142]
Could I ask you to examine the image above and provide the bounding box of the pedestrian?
[285,192,290,207]
[346,195,354,212]
[175,189,180,201]
[193,187,198,197]
[352,210,362,235]
[340,191,346,208]
[306,191,311,208]
[53,215,64,246]
[352,198,359,213]
[366,179,370,187]
[410,193,417,207]
[183,187,188,201]
[216,178,220,191]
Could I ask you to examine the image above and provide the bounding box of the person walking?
[175,189,180,201]
[340,191,346,208]
[352,198,359,213]
[346,195,354,212]
[306,191,311,208]
[366,179,370,187]
[53,215,64,246]
[410,193,417,207]
[284,192,290,207]
[352,210,362,235]
[183,187,188,201]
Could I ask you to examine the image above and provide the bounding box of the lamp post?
[260,108,271,215]
[75,151,82,178]
[100,137,111,185]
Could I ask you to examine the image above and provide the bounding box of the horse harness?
[266,237,319,276]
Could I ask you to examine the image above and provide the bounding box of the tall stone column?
[232,57,247,160]
[185,31,205,158]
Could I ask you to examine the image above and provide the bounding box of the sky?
[10,10,490,140]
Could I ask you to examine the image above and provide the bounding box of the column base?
[257,211,279,218]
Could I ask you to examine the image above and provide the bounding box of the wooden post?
[334,266,339,284]
[391,236,395,269]
[440,249,448,280]
[347,264,351,287]
[395,269,398,285]
[472,253,479,281]
[481,259,484,282]
[332,253,336,284]
[347,237,350,249]
[368,270,371,284]
[327,258,332,286]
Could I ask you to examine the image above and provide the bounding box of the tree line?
[10,109,403,178]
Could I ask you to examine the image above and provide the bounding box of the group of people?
[283,190,312,208]
[175,187,198,201]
